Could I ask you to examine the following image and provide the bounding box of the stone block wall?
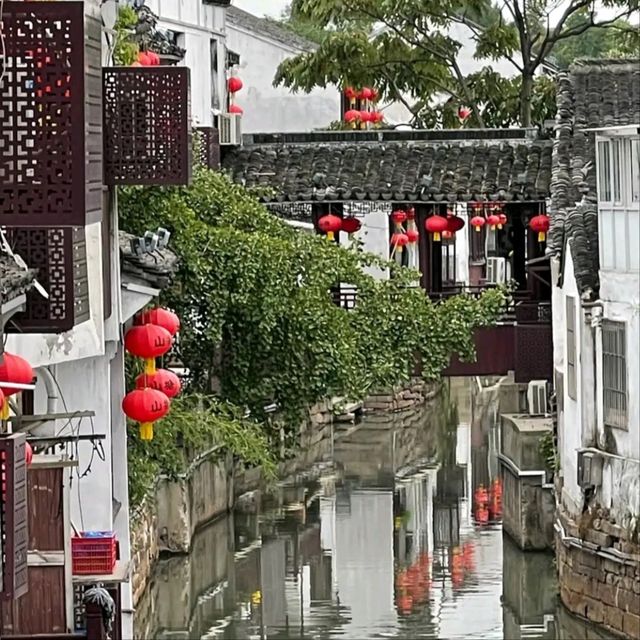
[556,507,640,639]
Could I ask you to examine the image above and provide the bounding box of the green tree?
[275,0,637,127]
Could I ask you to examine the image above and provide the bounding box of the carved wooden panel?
[195,127,220,170]
[0,2,87,226]
[103,67,192,185]
[0,433,28,601]
[4,227,87,333]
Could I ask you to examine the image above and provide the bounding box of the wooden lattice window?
[602,320,627,429]
[469,223,487,263]
[566,296,577,400]
[442,238,456,285]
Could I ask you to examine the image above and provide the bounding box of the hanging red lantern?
[125,324,172,375]
[122,388,170,441]
[136,307,180,337]
[425,215,448,242]
[390,232,409,253]
[458,106,472,123]
[344,86,357,101]
[487,214,501,231]
[447,216,465,233]
[406,207,416,220]
[229,104,243,115]
[498,213,507,229]
[370,111,384,123]
[341,216,362,235]
[228,76,243,93]
[25,441,33,467]
[391,210,407,225]
[344,109,360,124]
[359,87,374,100]
[470,216,486,232]
[406,228,419,244]
[370,87,379,101]
[318,214,342,241]
[359,110,372,123]
[442,230,454,241]
[137,51,152,66]
[0,353,34,397]
[136,369,181,399]
[530,214,550,243]
[147,51,160,66]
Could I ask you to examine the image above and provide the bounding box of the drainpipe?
[35,366,60,416]
[588,304,606,449]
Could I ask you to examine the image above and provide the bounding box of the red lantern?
[406,207,416,220]
[122,388,170,441]
[136,369,181,399]
[228,76,243,93]
[370,87,379,101]
[137,51,152,66]
[147,51,160,66]
[470,216,486,232]
[425,215,448,242]
[530,214,550,243]
[487,214,501,231]
[318,214,342,241]
[25,441,33,467]
[458,106,472,122]
[359,110,372,123]
[136,307,180,337]
[390,232,409,253]
[391,210,407,225]
[442,230,454,241]
[447,216,465,233]
[406,228,419,244]
[341,216,362,235]
[0,353,34,397]
[344,109,360,124]
[344,86,357,101]
[229,104,243,115]
[125,324,172,375]
[498,213,507,229]
[370,111,384,123]
[360,87,374,100]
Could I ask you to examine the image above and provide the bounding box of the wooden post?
[85,601,107,640]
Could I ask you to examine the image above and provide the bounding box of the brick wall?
[556,508,640,639]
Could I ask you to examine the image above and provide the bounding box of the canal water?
[135,382,614,640]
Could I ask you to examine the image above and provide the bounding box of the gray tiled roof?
[226,6,317,52]
[549,58,640,299]
[0,256,35,305]
[223,139,553,203]
[119,231,179,290]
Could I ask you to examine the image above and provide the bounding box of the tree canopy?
[275,0,638,127]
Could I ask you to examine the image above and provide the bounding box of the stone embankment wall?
[556,506,640,639]
[130,378,434,607]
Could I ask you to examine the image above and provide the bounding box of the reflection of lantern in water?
[462,542,475,572]
[475,505,490,525]
[474,484,489,509]
[490,477,503,519]
[451,546,464,588]
[396,594,413,615]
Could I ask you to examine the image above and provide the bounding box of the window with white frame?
[566,296,577,400]
[602,320,627,429]
[597,134,640,272]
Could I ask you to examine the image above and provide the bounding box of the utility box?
[577,450,603,490]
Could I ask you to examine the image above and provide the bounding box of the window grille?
[602,320,627,429]
[566,296,577,400]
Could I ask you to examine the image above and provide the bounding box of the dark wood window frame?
[602,320,627,429]
[566,296,577,400]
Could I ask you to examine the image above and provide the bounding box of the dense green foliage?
[276,0,636,127]
[112,5,139,66]
[120,167,504,431]
[127,393,277,506]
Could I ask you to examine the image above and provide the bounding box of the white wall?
[146,0,227,127]
[358,209,390,280]
[225,24,339,132]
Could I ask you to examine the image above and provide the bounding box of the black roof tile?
[119,231,179,290]
[549,58,640,299]
[0,256,35,306]
[223,139,553,203]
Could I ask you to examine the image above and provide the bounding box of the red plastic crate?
[72,532,117,575]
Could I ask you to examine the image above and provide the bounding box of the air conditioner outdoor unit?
[486,257,507,284]
[527,380,548,415]
[219,113,242,146]
[577,450,603,490]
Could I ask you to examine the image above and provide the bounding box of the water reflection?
[136,386,616,640]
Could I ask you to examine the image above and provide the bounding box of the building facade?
[549,60,640,639]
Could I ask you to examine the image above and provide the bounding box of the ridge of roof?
[226,6,317,52]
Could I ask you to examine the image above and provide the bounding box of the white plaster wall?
[360,210,390,280]
[146,0,227,127]
[6,222,105,368]
[600,271,640,462]
[225,25,339,132]
[455,205,470,286]
[551,257,565,371]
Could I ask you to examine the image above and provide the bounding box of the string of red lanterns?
[123,307,182,441]
[132,50,161,67]
[343,86,383,128]
[0,353,34,421]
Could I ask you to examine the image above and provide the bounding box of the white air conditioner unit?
[577,450,603,490]
[219,113,242,146]
[486,257,507,284]
[527,380,548,415]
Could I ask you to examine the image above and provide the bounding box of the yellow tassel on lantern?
[538,231,546,243]
[251,590,262,605]
[0,401,9,421]
[140,422,154,441]
[144,357,156,375]
[433,232,441,242]
[327,231,335,241]
[475,226,481,232]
